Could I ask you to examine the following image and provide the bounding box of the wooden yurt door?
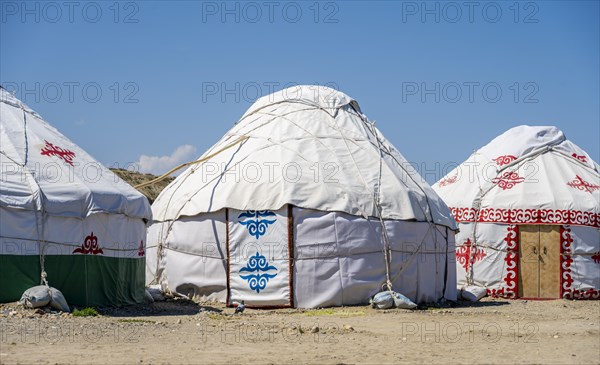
[518,225,560,298]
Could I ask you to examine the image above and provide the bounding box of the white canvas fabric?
[148,85,457,307]
[152,85,456,229]
[1,207,146,258]
[292,207,456,307]
[434,125,599,299]
[0,88,151,219]
[435,125,599,221]
[562,226,600,298]
[1,87,152,306]
[147,206,457,307]
[146,211,228,302]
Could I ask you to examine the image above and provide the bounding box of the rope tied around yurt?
[363,119,394,292]
[17,102,50,288]
[466,146,563,286]
[134,135,250,190]
[307,101,396,293]
[148,98,450,301]
[40,269,49,287]
[146,135,250,286]
[353,106,441,295]
[39,241,49,287]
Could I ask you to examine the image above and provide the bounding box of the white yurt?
[433,125,599,299]
[147,85,457,308]
[0,86,152,306]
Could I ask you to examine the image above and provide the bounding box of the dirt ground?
[1,297,598,365]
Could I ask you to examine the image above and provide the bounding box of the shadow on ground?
[97,298,223,317]
[417,299,512,311]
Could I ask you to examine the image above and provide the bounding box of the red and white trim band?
[450,207,599,228]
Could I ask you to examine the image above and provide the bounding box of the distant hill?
[110,168,174,203]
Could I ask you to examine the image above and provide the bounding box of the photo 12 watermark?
[400,81,539,104]
[0,237,145,259]
[200,81,340,103]
[399,320,539,343]
[407,160,540,186]
[194,161,340,185]
[198,320,341,343]
[399,1,540,24]
[2,160,143,186]
[1,322,140,344]
[2,82,140,104]
[200,1,340,24]
[1,1,140,24]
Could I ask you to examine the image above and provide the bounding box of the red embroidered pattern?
[560,226,600,300]
[487,225,518,299]
[572,153,587,163]
[455,239,487,271]
[138,240,145,257]
[493,155,517,166]
[73,232,103,255]
[492,171,525,190]
[560,226,574,299]
[567,175,600,194]
[592,252,600,264]
[40,140,76,166]
[438,174,458,187]
[450,207,599,228]
[569,289,600,299]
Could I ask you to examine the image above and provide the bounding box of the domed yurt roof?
[0,86,151,220]
[434,125,599,227]
[153,85,456,229]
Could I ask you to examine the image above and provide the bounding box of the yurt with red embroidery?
[433,125,600,299]
[0,87,152,306]
[147,85,458,308]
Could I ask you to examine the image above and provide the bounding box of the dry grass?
[110,168,174,203]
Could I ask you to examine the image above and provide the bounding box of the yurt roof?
[0,87,152,220]
[152,85,456,229]
[433,125,600,228]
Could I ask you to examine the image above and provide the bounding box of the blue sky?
[1,1,598,183]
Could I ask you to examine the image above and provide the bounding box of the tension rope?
[134,136,249,190]
[147,100,448,297]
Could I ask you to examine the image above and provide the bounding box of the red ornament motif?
[455,238,487,271]
[492,171,525,190]
[560,226,600,300]
[438,174,458,187]
[561,226,575,298]
[138,240,145,257]
[592,252,600,264]
[569,288,600,299]
[567,175,600,194]
[493,155,517,166]
[40,140,76,166]
[73,232,103,255]
[450,207,599,228]
[572,153,587,163]
[487,225,519,299]
[450,207,478,222]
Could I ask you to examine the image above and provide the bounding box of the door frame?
[225,206,295,309]
[517,224,561,299]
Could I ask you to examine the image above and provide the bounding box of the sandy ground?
[1,297,599,365]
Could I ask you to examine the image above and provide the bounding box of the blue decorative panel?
[237,210,277,239]
[240,252,278,293]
